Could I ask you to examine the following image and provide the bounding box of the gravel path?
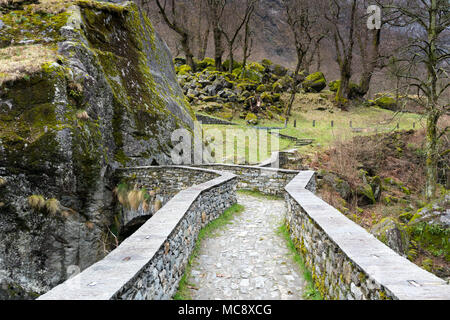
[186,194,306,300]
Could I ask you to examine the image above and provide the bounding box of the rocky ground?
[185,194,307,300]
[174,57,406,127]
[174,57,328,125]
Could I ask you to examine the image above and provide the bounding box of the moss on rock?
[245,112,258,125]
[303,72,326,93]
[373,95,397,110]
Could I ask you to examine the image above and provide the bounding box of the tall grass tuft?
[45,198,61,215]
[27,195,46,210]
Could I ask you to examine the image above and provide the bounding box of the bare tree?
[282,0,326,116]
[207,0,227,71]
[241,11,255,73]
[154,0,196,70]
[325,0,358,108]
[380,0,450,199]
[194,0,211,60]
[221,0,257,73]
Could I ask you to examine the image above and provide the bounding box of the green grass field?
[202,124,294,164]
[201,93,426,157]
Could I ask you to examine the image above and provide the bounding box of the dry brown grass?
[85,221,94,229]
[27,195,46,210]
[153,199,162,211]
[76,110,90,120]
[0,44,57,85]
[45,198,61,215]
[127,189,146,211]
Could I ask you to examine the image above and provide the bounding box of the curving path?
[186,194,307,300]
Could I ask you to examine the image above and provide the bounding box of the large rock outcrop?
[0,0,195,298]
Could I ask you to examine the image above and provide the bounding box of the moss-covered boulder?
[176,64,193,75]
[370,218,410,256]
[256,84,268,93]
[196,57,215,70]
[0,0,196,298]
[328,80,363,98]
[302,72,326,93]
[261,59,273,66]
[328,80,340,92]
[248,62,265,73]
[222,59,242,71]
[269,64,288,77]
[245,112,258,125]
[240,68,262,82]
[272,80,283,93]
[373,95,398,111]
[322,172,352,200]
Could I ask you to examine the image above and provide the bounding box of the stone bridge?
[38,154,450,300]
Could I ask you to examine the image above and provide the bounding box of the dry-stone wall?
[38,168,236,300]
[285,171,450,300]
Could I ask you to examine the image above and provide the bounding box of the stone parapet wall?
[38,168,237,300]
[194,163,299,196]
[285,171,450,300]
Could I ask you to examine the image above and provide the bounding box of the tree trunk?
[358,29,381,96]
[198,25,210,60]
[181,33,196,71]
[333,0,357,108]
[336,60,351,107]
[213,26,223,71]
[425,0,439,199]
[285,52,302,117]
[228,46,234,73]
[425,110,439,199]
[316,41,321,72]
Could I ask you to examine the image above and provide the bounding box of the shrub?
[153,199,162,211]
[261,92,273,103]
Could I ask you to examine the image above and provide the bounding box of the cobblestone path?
[187,194,307,300]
